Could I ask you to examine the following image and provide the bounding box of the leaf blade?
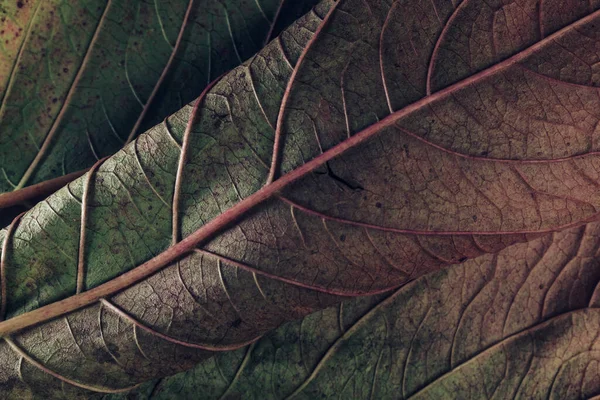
[3,0,600,396]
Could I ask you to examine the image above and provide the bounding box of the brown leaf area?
[2,0,600,397]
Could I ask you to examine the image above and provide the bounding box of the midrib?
[0,3,598,337]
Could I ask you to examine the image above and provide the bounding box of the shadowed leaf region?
[0,0,318,196]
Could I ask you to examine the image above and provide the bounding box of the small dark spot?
[92,348,114,364]
[480,150,489,156]
[52,97,57,103]
[375,202,382,208]
[459,257,467,262]
[16,1,23,9]
[539,284,544,290]
[231,318,242,328]
[63,67,68,73]
[147,205,153,210]
[0,31,4,35]
[106,343,121,358]
[339,234,346,242]
[472,215,477,222]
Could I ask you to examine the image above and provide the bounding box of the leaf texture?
[2,0,600,397]
[125,223,600,400]
[0,0,319,196]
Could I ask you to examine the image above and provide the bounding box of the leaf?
[0,0,319,197]
[119,293,388,399]
[128,223,600,399]
[2,0,600,397]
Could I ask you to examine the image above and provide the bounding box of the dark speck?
[339,234,346,242]
[231,318,242,328]
[52,97,57,103]
[459,257,467,262]
[63,67,68,73]
[375,202,382,208]
[16,1,23,8]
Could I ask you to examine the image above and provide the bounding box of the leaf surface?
[2,0,600,396]
[0,0,318,196]
[128,223,600,400]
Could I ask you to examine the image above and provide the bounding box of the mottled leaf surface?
[1,0,600,397]
[0,0,318,195]
[123,224,600,399]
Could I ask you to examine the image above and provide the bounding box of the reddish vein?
[2,0,194,206]
[0,5,599,338]
[100,298,260,351]
[125,0,196,144]
[172,76,224,244]
[266,3,341,184]
[16,0,113,191]
[196,249,394,296]
[396,125,600,165]
[379,0,399,113]
[77,158,108,294]
[279,197,600,236]
[0,213,24,321]
[0,169,87,209]
[4,337,139,393]
[264,0,285,46]
[426,0,470,95]
[0,1,42,117]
